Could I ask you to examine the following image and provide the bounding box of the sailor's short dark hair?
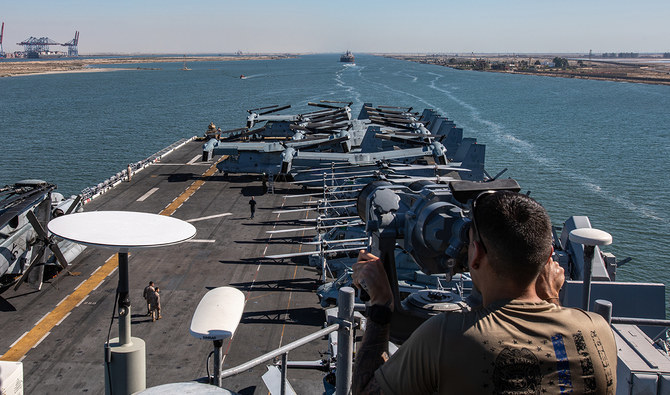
[476,191,552,285]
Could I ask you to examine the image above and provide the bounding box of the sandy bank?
[0,55,295,78]
[384,54,670,86]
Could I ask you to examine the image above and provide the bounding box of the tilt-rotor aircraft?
[203,102,486,184]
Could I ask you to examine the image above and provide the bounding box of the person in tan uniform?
[142,281,155,316]
[149,287,162,322]
[352,191,617,395]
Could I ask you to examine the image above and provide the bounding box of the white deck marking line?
[75,295,89,307]
[185,239,216,243]
[32,332,50,349]
[108,266,118,277]
[187,155,201,165]
[92,280,104,291]
[74,279,87,291]
[56,295,69,307]
[56,312,71,326]
[137,187,160,202]
[186,213,232,223]
[35,313,50,327]
[9,333,28,349]
[90,266,102,276]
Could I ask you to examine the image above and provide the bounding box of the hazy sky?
[1,0,668,54]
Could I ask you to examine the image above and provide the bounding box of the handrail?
[219,287,356,395]
[611,317,670,327]
[220,323,339,379]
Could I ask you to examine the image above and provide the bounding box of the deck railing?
[220,287,357,395]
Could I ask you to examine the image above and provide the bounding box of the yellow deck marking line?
[1,154,227,362]
[0,254,119,361]
[161,156,226,216]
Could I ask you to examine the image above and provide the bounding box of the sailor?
[142,281,155,316]
[352,191,617,394]
[249,196,257,219]
[150,287,162,322]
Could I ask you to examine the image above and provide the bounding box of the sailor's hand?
[536,257,564,305]
[353,250,394,310]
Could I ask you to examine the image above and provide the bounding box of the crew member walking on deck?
[150,287,162,322]
[249,196,257,219]
[142,281,155,316]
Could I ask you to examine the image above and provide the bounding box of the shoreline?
[384,54,670,86]
[0,55,295,77]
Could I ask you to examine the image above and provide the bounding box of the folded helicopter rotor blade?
[308,102,341,110]
[303,107,343,117]
[370,119,414,130]
[296,136,349,150]
[320,100,353,106]
[304,122,344,130]
[374,133,428,146]
[369,115,414,124]
[364,106,409,115]
[222,127,265,141]
[309,112,348,122]
[26,210,49,240]
[50,243,69,270]
[388,131,436,138]
[259,104,291,115]
[64,195,82,215]
[377,105,413,111]
[14,245,46,291]
[248,104,279,114]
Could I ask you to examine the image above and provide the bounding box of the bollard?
[594,299,613,324]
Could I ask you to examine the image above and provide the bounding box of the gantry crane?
[61,31,79,57]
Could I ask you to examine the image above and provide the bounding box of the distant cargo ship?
[340,50,354,63]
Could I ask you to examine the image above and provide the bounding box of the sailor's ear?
[469,241,484,270]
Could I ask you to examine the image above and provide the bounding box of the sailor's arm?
[352,250,394,395]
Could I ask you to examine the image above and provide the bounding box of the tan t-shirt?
[375,300,616,394]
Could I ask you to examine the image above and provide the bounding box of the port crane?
[16,31,79,57]
[0,22,6,57]
[62,31,79,57]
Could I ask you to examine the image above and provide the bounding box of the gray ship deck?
[0,139,332,394]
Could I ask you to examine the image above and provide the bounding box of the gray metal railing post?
[337,287,355,395]
[582,245,595,310]
[281,352,288,395]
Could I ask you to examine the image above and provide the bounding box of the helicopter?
[0,180,84,292]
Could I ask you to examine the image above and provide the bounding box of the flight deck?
[0,138,330,394]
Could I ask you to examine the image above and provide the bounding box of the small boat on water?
[181,57,191,71]
[240,74,246,79]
